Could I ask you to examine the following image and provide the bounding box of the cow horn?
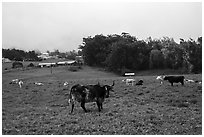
[111,80,115,87]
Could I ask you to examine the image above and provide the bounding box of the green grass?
[2,63,202,135]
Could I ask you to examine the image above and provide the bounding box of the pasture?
[2,64,202,135]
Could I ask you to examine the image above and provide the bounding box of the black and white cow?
[69,81,114,113]
[163,75,185,86]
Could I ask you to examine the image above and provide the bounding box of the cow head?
[103,81,115,98]
[163,76,169,80]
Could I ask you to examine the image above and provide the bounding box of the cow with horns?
[68,81,115,113]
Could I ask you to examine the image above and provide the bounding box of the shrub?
[12,61,23,68]
[27,63,35,67]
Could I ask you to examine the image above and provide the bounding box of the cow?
[195,80,202,84]
[69,81,114,113]
[18,80,23,88]
[135,79,143,85]
[63,82,69,86]
[9,79,23,88]
[34,82,44,86]
[163,75,185,86]
[185,79,195,83]
[156,75,164,85]
[122,78,135,86]
[10,79,19,84]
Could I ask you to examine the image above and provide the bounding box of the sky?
[2,2,202,53]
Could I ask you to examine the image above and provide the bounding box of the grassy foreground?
[2,65,202,135]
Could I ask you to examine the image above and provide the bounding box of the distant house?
[75,56,84,64]
[57,60,76,66]
[38,53,51,60]
[2,58,11,63]
[38,60,77,68]
[57,61,67,66]
[38,62,56,67]
[65,60,77,65]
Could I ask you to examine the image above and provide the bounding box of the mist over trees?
[80,33,202,74]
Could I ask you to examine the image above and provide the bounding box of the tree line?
[2,48,40,61]
[80,33,202,74]
[2,48,82,61]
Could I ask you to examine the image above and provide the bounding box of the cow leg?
[98,98,104,111]
[96,100,101,112]
[171,82,173,86]
[71,104,74,113]
[69,96,75,113]
[80,100,88,112]
[101,103,103,110]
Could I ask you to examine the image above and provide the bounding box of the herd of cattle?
[9,75,201,113]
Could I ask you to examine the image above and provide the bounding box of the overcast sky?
[2,2,202,53]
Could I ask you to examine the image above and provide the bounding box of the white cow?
[11,79,19,84]
[63,82,69,86]
[122,78,136,86]
[35,82,44,86]
[185,79,195,83]
[156,75,164,85]
[18,80,23,88]
[185,79,202,84]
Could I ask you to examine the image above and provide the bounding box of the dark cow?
[136,79,143,85]
[163,75,185,86]
[69,81,114,113]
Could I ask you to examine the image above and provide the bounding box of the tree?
[82,34,111,66]
[66,50,78,60]
[80,33,201,74]
[181,38,202,73]
[159,37,184,70]
[2,48,40,61]
[149,49,164,69]
[105,40,128,72]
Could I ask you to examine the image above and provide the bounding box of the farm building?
[37,53,51,60]
[2,58,11,63]
[38,62,56,67]
[75,56,84,64]
[38,60,76,67]
[57,60,76,66]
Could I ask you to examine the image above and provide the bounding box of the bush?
[27,63,35,67]
[12,61,23,68]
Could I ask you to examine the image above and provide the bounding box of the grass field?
[2,64,202,135]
